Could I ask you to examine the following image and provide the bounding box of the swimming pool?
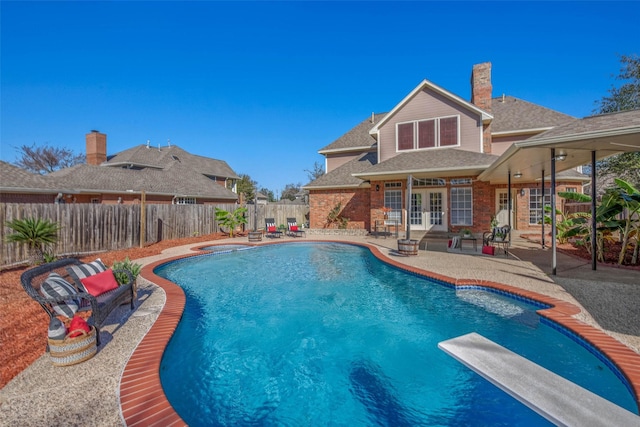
[156,242,637,425]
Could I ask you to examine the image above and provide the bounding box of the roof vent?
[167,138,171,147]
[146,140,150,148]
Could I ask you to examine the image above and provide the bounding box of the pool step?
[438,332,640,426]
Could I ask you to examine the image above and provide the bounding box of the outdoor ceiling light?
[556,152,567,161]
[513,172,523,178]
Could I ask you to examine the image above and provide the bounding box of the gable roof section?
[353,149,499,181]
[491,96,576,135]
[318,114,385,154]
[369,79,493,136]
[0,161,56,193]
[47,162,239,200]
[105,145,239,179]
[304,152,377,189]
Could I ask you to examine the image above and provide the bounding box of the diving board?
[438,332,640,427]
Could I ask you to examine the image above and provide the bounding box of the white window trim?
[174,197,197,205]
[450,187,473,226]
[395,115,460,152]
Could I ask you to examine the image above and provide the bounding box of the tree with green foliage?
[281,183,301,201]
[236,174,257,202]
[594,54,640,114]
[215,207,248,238]
[258,187,276,202]
[594,54,640,188]
[5,217,60,264]
[14,143,85,175]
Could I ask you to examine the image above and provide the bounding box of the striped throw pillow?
[41,273,79,318]
[66,259,108,290]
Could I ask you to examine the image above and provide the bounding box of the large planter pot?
[248,231,262,242]
[397,239,419,256]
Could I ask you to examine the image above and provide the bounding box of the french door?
[410,190,447,231]
[495,189,515,229]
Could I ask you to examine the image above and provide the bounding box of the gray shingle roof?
[525,108,640,141]
[0,161,56,190]
[490,96,576,134]
[48,162,239,200]
[305,152,377,188]
[358,149,499,176]
[105,145,239,179]
[318,114,386,152]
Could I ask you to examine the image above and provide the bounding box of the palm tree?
[5,217,60,264]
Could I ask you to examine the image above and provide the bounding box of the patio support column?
[541,169,545,249]
[550,149,557,276]
[507,171,512,230]
[405,174,412,240]
[591,150,597,270]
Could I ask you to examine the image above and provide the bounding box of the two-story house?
[305,62,590,234]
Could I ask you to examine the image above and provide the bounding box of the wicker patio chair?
[21,258,135,347]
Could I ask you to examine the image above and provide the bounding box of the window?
[396,116,459,151]
[565,187,577,193]
[174,197,196,205]
[451,187,472,226]
[440,117,458,146]
[417,120,436,148]
[397,123,414,150]
[529,188,551,224]
[450,178,472,185]
[413,178,446,187]
[384,182,403,223]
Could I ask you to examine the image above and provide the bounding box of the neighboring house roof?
[491,96,576,135]
[47,161,239,200]
[305,152,377,189]
[352,149,499,181]
[318,114,385,154]
[105,145,240,180]
[0,161,57,193]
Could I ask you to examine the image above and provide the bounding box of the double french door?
[410,190,447,231]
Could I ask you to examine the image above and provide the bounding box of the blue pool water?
[157,242,637,426]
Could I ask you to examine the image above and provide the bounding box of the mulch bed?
[0,232,227,389]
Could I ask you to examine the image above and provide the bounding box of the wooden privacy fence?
[0,203,308,267]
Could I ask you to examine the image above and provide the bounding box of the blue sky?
[1,1,638,195]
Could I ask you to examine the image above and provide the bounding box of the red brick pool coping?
[120,240,640,425]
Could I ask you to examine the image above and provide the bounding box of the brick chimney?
[86,130,107,165]
[470,62,492,153]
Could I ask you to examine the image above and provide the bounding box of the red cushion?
[290,225,298,231]
[68,315,91,338]
[268,226,276,232]
[80,269,119,296]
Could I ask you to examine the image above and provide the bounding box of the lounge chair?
[483,225,511,255]
[265,218,282,238]
[287,218,306,237]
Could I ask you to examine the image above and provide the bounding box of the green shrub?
[112,257,142,285]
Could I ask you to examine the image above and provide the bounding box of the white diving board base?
[438,332,640,427]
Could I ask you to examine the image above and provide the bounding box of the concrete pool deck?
[1,233,639,425]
